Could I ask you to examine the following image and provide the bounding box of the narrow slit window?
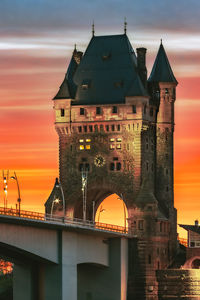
[96,107,102,115]
[132,105,136,113]
[111,125,115,131]
[80,108,85,115]
[61,109,65,117]
[116,162,121,171]
[117,124,120,131]
[106,125,109,132]
[89,125,93,132]
[110,163,115,171]
[112,106,118,113]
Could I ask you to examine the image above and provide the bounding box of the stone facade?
[45,33,178,299]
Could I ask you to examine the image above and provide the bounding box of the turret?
[148,41,178,260]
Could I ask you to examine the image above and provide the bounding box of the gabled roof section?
[148,43,178,84]
[72,34,147,105]
[45,178,63,208]
[179,224,200,235]
[53,52,78,100]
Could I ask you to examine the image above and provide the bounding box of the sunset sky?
[0,0,200,237]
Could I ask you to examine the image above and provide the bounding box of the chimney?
[136,47,147,88]
[195,220,199,226]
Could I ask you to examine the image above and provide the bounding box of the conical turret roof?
[148,42,177,84]
[53,52,78,100]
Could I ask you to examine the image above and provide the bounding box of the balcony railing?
[0,207,128,235]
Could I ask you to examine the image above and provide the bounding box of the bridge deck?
[0,207,131,237]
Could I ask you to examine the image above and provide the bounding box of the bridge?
[0,207,131,300]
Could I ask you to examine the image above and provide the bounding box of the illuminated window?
[110,145,115,150]
[86,139,91,142]
[117,138,122,142]
[85,145,91,150]
[61,109,65,117]
[80,145,84,150]
[110,138,115,142]
[79,139,84,143]
[116,144,121,149]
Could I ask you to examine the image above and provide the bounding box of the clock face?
[94,155,105,167]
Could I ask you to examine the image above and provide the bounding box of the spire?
[92,21,95,37]
[124,17,127,34]
[148,42,178,84]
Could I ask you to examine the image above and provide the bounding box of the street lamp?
[118,194,127,232]
[10,172,21,217]
[97,205,106,223]
[55,178,65,217]
[50,198,60,217]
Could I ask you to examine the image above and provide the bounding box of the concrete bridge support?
[0,216,128,300]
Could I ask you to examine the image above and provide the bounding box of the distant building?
[45,29,178,299]
[180,220,200,269]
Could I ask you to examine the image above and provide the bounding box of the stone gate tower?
[45,32,178,299]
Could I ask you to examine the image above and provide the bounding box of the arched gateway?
[45,32,178,299]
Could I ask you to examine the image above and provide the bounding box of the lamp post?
[118,194,127,232]
[97,205,105,223]
[10,172,21,217]
[81,169,88,222]
[50,198,60,217]
[55,178,65,217]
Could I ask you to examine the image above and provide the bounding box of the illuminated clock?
[94,154,106,167]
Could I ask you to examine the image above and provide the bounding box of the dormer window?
[102,52,111,61]
[81,79,91,90]
[61,109,65,117]
[114,80,123,88]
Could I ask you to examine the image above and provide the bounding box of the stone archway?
[191,258,200,269]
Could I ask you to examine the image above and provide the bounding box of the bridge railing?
[0,207,128,235]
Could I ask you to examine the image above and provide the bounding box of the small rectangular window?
[80,145,84,150]
[85,145,91,150]
[78,126,82,133]
[89,125,93,132]
[80,108,85,115]
[116,144,121,149]
[86,139,91,142]
[109,138,115,142]
[112,106,118,113]
[132,105,136,113]
[79,139,84,143]
[111,125,115,131]
[110,145,115,150]
[110,162,115,170]
[117,124,120,131]
[138,220,144,230]
[61,109,65,117]
[96,107,102,115]
[106,125,109,132]
[117,138,122,142]
[84,126,87,133]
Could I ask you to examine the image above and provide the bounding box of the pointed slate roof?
[148,43,178,84]
[45,178,63,209]
[53,52,78,100]
[72,34,148,105]
[179,224,200,235]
